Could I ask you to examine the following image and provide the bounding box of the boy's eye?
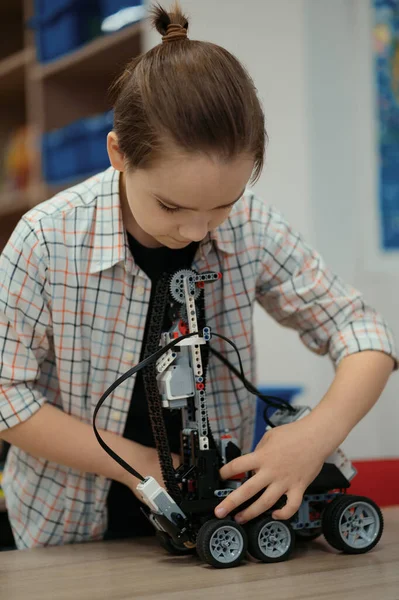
[157,200,180,213]
[155,198,237,213]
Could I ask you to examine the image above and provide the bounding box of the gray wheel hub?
[258,522,291,558]
[209,526,244,564]
[339,501,380,549]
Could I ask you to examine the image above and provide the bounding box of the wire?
[262,405,277,429]
[93,329,296,483]
[208,334,296,414]
[93,331,197,482]
[209,345,279,427]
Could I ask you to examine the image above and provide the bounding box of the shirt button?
[125,351,135,362]
[111,410,121,421]
[136,285,145,296]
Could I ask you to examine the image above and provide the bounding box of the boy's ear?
[107,131,125,172]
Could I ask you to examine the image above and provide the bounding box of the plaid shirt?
[0,167,396,549]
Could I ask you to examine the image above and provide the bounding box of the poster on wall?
[373,0,399,251]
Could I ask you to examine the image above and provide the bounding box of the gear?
[169,269,200,304]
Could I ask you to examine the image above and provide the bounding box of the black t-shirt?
[106,233,199,538]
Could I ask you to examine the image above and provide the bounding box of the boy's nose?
[179,220,209,242]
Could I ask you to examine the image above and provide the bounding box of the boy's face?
[107,132,254,249]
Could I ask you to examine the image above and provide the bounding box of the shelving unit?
[0,1,144,517]
[33,20,141,80]
[0,0,29,226]
[35,22,141,133]
[0,48,33,100]
[0,0,143,234]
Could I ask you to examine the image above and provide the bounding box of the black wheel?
[295,528,322,542]
[247,516,295,563]
[322,495,384,554]
[196,519,248,568]
[156,531,196,556]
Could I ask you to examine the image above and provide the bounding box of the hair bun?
[151,2,189,38]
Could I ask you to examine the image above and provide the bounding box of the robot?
[94,269,384,569]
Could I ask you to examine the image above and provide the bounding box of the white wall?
[144,0,399,460]
[352,0,399,458]
[304,0,399,459]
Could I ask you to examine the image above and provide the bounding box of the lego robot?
[94,269,384,569]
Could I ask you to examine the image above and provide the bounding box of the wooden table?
[1,507,399,600]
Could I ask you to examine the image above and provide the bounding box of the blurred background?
[0,0,398,533]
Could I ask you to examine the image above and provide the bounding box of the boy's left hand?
[214,418,333,524]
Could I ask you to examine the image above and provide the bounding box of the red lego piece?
[179,320,189,335]
[229,473,246,481]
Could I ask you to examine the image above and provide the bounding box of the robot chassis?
[111,269,385,568]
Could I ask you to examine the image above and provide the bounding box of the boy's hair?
[111,1,266,183]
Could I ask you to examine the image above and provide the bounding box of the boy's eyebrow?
[154,188,246,210]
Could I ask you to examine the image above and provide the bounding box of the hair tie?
[162,23,188,43]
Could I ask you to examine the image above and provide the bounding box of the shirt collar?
[89,167,134,275]
[89,167,237,274]
[208,217,237,256]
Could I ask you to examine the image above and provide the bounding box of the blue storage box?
[100,0,142,18]
[33,0,102,63]
[84,111,114,173]
[99,0,144,32]
[252,386,303,449]
[42,111,114,185]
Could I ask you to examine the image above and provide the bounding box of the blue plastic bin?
[99,0,142,18]
[42,111,114,185]
[84,111,114,173]
[33,0,102,63]
[252,386,303,450]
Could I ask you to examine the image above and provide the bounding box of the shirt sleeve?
[0,217,52,432]
[255,204,398,368]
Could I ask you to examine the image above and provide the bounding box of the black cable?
[209,345,286,410]
[209,342,289,430]
[93,329,296,483]
[93,331,197,482]
[208,344,282,429]
[262,405,277,429]
[208,335,296,413]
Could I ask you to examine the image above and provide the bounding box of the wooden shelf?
[0,188,31,217]
[32,22,142,81]
[0,0,22,14]
[32,22,142,131]
[0,48,33,101]
[0,2,143,208]
[28,182,60,206]
[0,0,24,61]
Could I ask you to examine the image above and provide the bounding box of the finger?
[219,453,257,480]
[214,472,265,518]
[234,483,286,524]
[272,488,304,521]
[254,431,270,450]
